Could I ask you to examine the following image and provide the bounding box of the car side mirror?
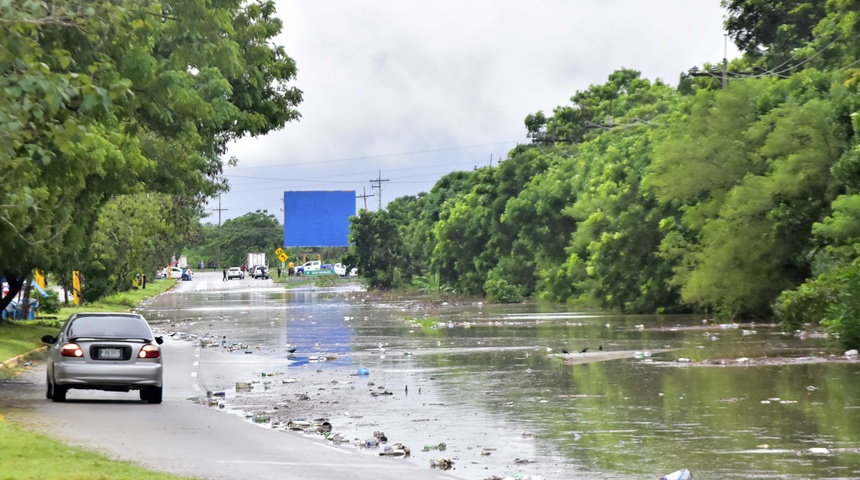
[155,336,164,345]
[41,335,57,344]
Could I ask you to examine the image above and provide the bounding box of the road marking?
[193,361,199,366]
[191,371,197,377]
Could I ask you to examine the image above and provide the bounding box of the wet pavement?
[139,271,860,479]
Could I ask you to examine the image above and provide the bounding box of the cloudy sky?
[209,0,740,223]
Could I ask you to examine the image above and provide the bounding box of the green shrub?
[775,259,860,349]
[38,290,61,315]
[484,276,524,304]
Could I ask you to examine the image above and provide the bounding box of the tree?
[0,0,301,310]
[722,0,827,68]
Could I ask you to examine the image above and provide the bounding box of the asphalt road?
[3,272,461,480]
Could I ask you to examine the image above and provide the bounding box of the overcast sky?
[208,0,740,223]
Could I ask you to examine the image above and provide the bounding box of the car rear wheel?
[45,374,53,400]
[143,386,163,404]
[51,384,68,402]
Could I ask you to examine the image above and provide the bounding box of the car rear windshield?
[68,316,153,340]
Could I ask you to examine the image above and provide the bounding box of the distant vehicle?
[160,266,183,279]
[251,265,269,279]
[227,267,244,280]
[41,312,164,403]
[294,260,321,276]
[333,263,358,277]
[246,253,266,272]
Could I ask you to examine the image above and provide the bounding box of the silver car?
[42,312,164,403]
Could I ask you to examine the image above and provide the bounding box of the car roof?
[72,312,145,319]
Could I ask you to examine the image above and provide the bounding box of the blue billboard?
[283,191,355,247]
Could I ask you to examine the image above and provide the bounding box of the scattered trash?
[845,349,858,357]
[662,468,693,480]
[380,443,411,457]
[212,391,226,397]
[373,431,388,443]
[286,418,332,434]
[514,458,535,464]
[357,368,370,375]
[235,382,252,392]
[806,385,818,392]
[422,442,447,452]
[430,458,454,470]
[361,437,380,448]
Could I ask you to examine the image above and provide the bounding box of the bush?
[38,290,61,314]
[484,276,524,304]
[775,259,860,349]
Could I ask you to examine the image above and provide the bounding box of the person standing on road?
[222,268,227,281]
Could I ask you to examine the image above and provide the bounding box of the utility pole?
[212,195,228,227]
[722,35,728,89]
[369,170,389,211]
[210,195,228,270]
[356,186,374,211]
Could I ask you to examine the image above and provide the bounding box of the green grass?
[0,417,192,480]
[0,322,57,364]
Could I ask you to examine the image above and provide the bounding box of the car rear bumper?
[54,362,162,388]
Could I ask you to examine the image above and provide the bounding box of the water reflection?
[141,286,860,479]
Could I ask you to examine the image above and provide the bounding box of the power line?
[226,141,519,170]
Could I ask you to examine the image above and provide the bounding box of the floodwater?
[140,280,860,479]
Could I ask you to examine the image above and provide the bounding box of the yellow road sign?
[278,252,288,263]
[275,247,285,257]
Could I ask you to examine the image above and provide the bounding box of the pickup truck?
[294,261,321,276]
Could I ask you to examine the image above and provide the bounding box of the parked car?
[227,267,244,280]
[41,312,164,403]
[251,265,269,279]
[159,266,183,279]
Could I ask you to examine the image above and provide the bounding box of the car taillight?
[139,344,160,359]
[60,343,83,357]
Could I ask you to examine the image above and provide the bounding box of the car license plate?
[100,348,121,359]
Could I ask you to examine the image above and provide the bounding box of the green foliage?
[647,72,845,318]
[347,210,406,289]
[193,210,283,267]
[412,273,453,295]
[0,0,301,305]
[483,275,524,304]
[38,290,61,315]
[722,0,827,67]
[776,258,860,349]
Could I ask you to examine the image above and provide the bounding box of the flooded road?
[142,272,860,479]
